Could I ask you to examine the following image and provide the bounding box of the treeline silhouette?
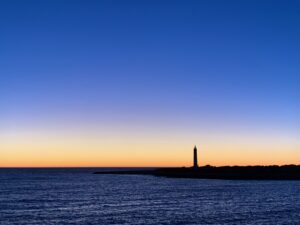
[154,165,300,180]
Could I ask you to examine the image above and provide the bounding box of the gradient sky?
[1,0,299,167]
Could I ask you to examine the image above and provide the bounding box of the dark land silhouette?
[94,165,300,180]
[95,146,300,180]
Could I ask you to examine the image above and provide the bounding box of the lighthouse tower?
[193,145,198,168]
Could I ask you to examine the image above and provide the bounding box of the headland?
[94,146,300,180]
[94,165,300,180]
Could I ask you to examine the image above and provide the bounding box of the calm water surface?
[0,168,299,225]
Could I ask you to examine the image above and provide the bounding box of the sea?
[0,168,299,225]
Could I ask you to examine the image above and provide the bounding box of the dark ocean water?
[0,169,299,225]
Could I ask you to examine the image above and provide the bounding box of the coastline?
[94,165,300,180]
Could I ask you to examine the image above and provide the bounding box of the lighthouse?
[193,145,198,168]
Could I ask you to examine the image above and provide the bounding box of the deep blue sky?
[1,1,299,143]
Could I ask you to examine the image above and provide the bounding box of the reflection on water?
[0,168,299,225]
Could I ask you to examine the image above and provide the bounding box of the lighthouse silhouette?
[193,145,198,168]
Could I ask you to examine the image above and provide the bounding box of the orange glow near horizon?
[1,130,299,167]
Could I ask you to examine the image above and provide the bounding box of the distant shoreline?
[94,165,300,180]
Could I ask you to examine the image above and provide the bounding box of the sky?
[1,0,299,167]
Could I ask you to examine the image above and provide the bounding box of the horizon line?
[1,164,299,169]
